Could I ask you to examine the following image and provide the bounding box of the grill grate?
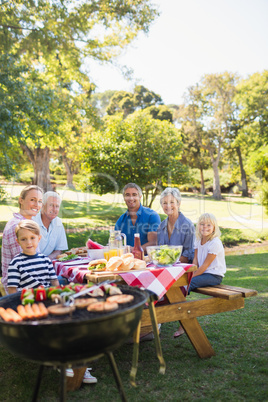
[0,285,147,325]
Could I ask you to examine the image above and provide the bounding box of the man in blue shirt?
[115,183,161,253]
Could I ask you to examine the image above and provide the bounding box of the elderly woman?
[157,187,195,263]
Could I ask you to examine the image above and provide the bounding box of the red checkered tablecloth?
[119,263,194,300]
[53,257,90,283]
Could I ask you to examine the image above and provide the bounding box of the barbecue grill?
[0,285,149,402]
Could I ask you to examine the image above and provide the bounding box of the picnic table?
[86,263,257,359]
[52,258,257,359]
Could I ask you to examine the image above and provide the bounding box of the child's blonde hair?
[15,220,40,238]
[196,213,221,241]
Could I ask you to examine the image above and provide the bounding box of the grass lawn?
[0,250,267,401]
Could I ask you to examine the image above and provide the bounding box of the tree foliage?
[81,111,188,206]
[0,0,159,188]
[105,85,166,118]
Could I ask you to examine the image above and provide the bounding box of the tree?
[133,85,163,109]
[106,91,135,117]
[0,0,159,189]
[199,72,239,200]
[105,85,164,118]
[229,70,268,196]
[81,112,188,207]
[144,105,173,122]
[177,86,210,194]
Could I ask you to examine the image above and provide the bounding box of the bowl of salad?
[146,245,183,266]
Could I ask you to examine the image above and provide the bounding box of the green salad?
[58,254,79,261]
[149,246,182,265]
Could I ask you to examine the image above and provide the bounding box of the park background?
[0,1,267,400]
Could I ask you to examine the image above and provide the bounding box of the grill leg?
[59,365,67,402]
[106,351,128,402]
[32,364,44,402]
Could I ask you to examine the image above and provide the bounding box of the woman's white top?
[195,237,226,277]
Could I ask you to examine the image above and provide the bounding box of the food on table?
[87,301,118,312]
[47,304,76,315]
[58,253,79,261]
[107,294,134,304]
[147,245,183,266]
[106,256,124,272]
[56,253,68,259]
[86,238,104,250]
[121,256,135,271]
[121,253,134,260]
[88,259,107,272]
[132,258,147,270]
[56,246,88,260]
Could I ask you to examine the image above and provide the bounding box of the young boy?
[7,220,59,294]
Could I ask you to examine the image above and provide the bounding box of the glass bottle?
[132,233,144,260]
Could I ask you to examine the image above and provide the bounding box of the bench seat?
[193,284,258,299]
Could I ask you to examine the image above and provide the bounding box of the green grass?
[0,251,267,401]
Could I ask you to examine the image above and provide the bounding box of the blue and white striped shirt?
[7,253,58,290]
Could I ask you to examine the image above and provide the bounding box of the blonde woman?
[175,213,226,338]
[1,185,43,293]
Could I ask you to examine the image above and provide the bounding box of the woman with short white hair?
[157,187,195,263]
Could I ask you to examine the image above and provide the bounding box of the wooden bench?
[193,284,258,299]
[140,283,258,359]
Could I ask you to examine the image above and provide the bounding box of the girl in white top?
[174,213,226,338]
[191,212,226,285]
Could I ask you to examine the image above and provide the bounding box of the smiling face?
[161,195,180,217]
[19,189,43,219]
[16,228,41,255]
[42,196,61,222]
[123,187,142,212]
[199,220,215,240]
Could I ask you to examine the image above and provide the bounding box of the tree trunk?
[236,146,249,197]
[20,144,52,192]
[61,152,76,189]
[212,160,221,200]
[200,168,206,195]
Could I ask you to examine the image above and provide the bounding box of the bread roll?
[122,256,135,271]
[121,253,134,260]
[106,256,124,272]
[132,259,147,270]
